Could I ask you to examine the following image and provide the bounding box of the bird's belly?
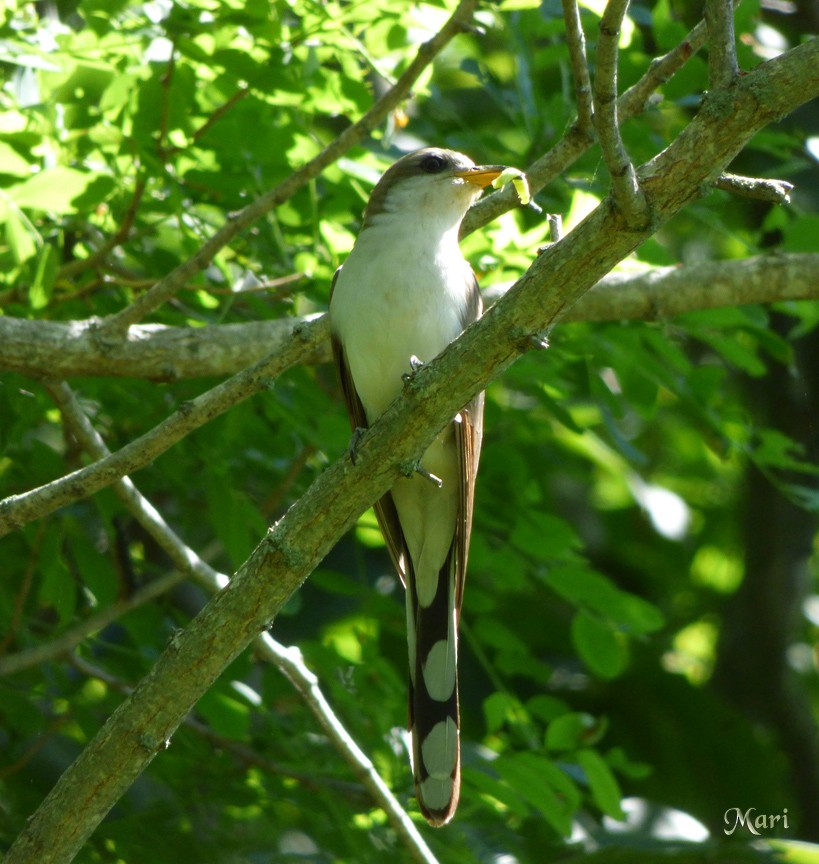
[343,283,464,422]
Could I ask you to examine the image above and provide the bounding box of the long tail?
[407,549,460,826]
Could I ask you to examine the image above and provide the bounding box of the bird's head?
[361,148,505,232]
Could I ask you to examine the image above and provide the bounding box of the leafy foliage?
[1,0,818,862]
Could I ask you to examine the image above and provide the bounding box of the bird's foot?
[401,355,425,382]
[348,426,366,465]
[529,332,549,350]
[409,461,443,488]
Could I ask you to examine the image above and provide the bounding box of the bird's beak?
[454,165,506,188]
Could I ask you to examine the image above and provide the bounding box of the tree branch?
[96,0,480,338]
[1,255,815,381]
[594,0,650,224]
[68,653,369,799]
[55,178,147,282]
[714,172,793,203]
[705,0,739,88]
[5,36,818,864]
[0,571,184,677]
[0,315,326,380]
[562,0,594,136]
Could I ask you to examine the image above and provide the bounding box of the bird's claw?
[402,355,425,382]
[348,427,365,465]
[413,463,443,488]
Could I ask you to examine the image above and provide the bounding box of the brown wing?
[453,269,484,614]
[329,267,411,586]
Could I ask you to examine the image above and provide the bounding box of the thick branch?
[0,315,326,380]
[2,255,816,381]
[5,37,818,864]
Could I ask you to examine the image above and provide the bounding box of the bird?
[328,147,504,825]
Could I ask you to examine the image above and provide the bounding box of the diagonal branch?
[56,178,147,282]
[37,380,440,864]
[97,0,480,338]
[0,571,184,676]
[5,37,817,864]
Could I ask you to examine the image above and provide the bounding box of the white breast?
[330,218,472,422]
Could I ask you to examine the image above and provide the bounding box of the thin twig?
[162,86,251,158]
[0,521,45,656]
[593,0,650,225]
[43,381,440,864]
[705,0,739,88]
[56,177,147,281]
[548,213,564,243]
[0,571,184,676]
[97,0,480,338]
[562,0,594,136]
[0,716,70,780]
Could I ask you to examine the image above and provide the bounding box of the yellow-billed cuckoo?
[329,147,504,825]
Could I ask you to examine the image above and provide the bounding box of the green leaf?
[782,213,819,253]
[36,524,76,626]
[29,243,59,309]
[544,565,665,635]
[767,840,819,863]
[0,141,33,176]
[510,512,581,560]
[483,691,518,734]
[545,712,603,752]
[4,205,39,265]
[576,748,625,820]
[196,688,251,740]
[526,695,570,725]
[494,752,581,835]
[752,428,819,476]
[572,611,628,679]
[464,766,531,819]
[11,168,108,214]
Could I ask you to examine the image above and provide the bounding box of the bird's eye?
[420,154,448,173]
